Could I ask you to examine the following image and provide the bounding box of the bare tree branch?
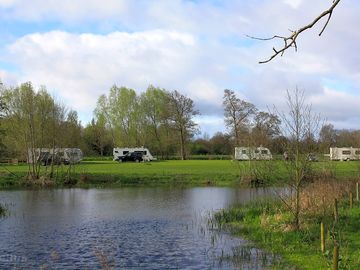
[248,0,341,64]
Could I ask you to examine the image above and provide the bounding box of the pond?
[0,187,280,269]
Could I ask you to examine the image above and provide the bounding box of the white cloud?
[309,87,360,122]
[7,30,198,112]
[186,79,221,105]
[0,0,130,21]
[2,0,360,134]
[0,0,16,7]
[0,69,17,85]
[283,0,303,9]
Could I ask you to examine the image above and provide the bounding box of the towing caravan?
[329,147,360,161]
[113,147,156,162]
[234,146,272,161]
[27,148,83,165]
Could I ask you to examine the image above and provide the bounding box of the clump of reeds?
[299,178,353,217]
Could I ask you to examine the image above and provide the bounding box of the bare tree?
[252,111,281,146]
[275,87,322,230]
[249,0,341,63]
[166,90,199,160]
[223,89,257,145]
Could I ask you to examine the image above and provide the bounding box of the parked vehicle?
[27,148,83,165]
[113,147,156,162]
[234,146,272,161]
[117,151,144,162]
[328,147,360,161]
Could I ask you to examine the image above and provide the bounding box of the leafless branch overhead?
[248,0,341,64]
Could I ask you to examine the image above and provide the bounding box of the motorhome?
[113,147,156,162]
[27,148,83,165]
[234,146,273,161]
[329,147,360,161]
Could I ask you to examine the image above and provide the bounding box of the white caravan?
[329,147,360,161]
[27,148,83,164]
[113,147,156,162]
[234,146,273,161]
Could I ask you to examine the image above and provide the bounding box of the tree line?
[1,80,360,163]
[87,85,199,160]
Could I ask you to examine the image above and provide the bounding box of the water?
[0,187,279,269]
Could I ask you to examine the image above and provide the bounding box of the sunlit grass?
[1,159,360,188]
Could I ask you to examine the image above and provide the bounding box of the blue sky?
[0,0,359,135]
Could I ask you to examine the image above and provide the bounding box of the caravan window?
[114,150,119,153]
[123,151,129,155]
[144,151,147,155]
[241,150,247,154]
[261,150,268,154]
[355,150,360,155]
[342,150,351,155]
[255,150,259,154]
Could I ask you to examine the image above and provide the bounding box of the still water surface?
[0,187,279,269]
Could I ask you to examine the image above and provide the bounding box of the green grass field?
[1,159,360,188]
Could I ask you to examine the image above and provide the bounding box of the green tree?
[60,109,83,148]
[140,85,169,158]
[83,117,112,156]
[0,81,6,155]
[2,82,42,179]
[2,82,80,180]
[209,132,233,155]
[96,85,143,147]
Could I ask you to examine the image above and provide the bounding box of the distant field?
[0,159,359,188]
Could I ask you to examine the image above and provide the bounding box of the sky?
[0,0,359,136]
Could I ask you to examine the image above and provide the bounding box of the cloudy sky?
[0,0,359,135]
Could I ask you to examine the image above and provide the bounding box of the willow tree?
[95,85,143,147]
[140,85,169,158]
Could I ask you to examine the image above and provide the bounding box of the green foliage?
[94,85,200,159]
[0,82,83,180]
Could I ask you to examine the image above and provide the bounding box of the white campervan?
[113,147,156,162]
[234,146,272,161]
[329,147,360,161]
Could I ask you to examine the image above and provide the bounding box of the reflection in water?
[0,187,281,269]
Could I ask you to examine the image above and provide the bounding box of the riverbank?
[0,160,360,189]
[213,179,360,269]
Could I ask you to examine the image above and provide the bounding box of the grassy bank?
[214,180,360,269]
[0,159,360,189]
